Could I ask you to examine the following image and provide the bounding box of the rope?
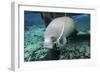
[54,17,65,44]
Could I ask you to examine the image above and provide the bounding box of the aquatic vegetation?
[24,24,90,61]
[60,40,90,59]
[24,25,49,61]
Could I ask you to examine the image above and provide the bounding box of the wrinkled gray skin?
[44,17,74,49]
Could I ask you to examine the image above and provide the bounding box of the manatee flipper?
[77,30,90,35]
[57,37,67,48]
[62,37,67,46]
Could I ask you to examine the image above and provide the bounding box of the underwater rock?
[43,49,61,60]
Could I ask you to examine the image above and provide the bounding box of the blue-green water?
[24,11,90,62]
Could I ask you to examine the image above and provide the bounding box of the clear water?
[24,11,90,62]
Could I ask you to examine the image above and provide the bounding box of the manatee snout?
[44,36,56,49]
[44,38,53,49]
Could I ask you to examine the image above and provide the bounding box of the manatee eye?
[51,36,56,42]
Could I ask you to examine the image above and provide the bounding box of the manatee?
[44,16,75,49]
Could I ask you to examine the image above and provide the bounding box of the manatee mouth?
[44,43,53,49]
